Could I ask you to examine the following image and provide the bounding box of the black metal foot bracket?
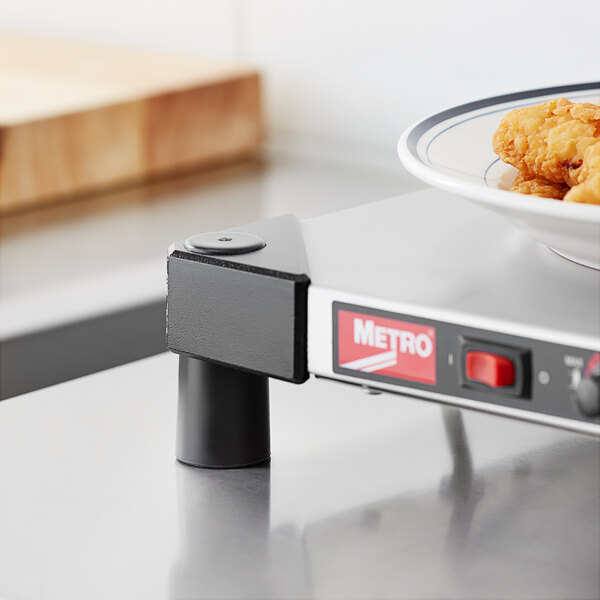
[167,215,310,468]
[176,357,270,468]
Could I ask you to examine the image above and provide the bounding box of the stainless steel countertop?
[1,353,598,599]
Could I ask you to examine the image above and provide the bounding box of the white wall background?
[2,0,599,164]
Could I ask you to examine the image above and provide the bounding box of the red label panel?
[585,352,600,376]
[337,309,437,385]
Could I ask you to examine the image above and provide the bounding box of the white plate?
[398,83,600,269]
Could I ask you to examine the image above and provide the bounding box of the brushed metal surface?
[303,188,600,340]
[0,353,598,599]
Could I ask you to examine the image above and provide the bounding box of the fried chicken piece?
[510,172,569,200]
[564,175,600,204]
[564,143,600,204]
[493,98,600,185]
[494,97,600,204]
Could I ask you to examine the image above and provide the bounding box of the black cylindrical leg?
[176,356,270,468]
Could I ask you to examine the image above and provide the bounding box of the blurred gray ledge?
[0,151,422,399]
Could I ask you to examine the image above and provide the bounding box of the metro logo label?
[336,309,436,385]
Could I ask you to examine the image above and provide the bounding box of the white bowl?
[398,83,600,269]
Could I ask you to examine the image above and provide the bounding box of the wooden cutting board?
[0,33,263,214]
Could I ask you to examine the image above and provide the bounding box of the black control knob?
[576,370,600,417]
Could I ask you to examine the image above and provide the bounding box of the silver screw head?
[184,232,266,255]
